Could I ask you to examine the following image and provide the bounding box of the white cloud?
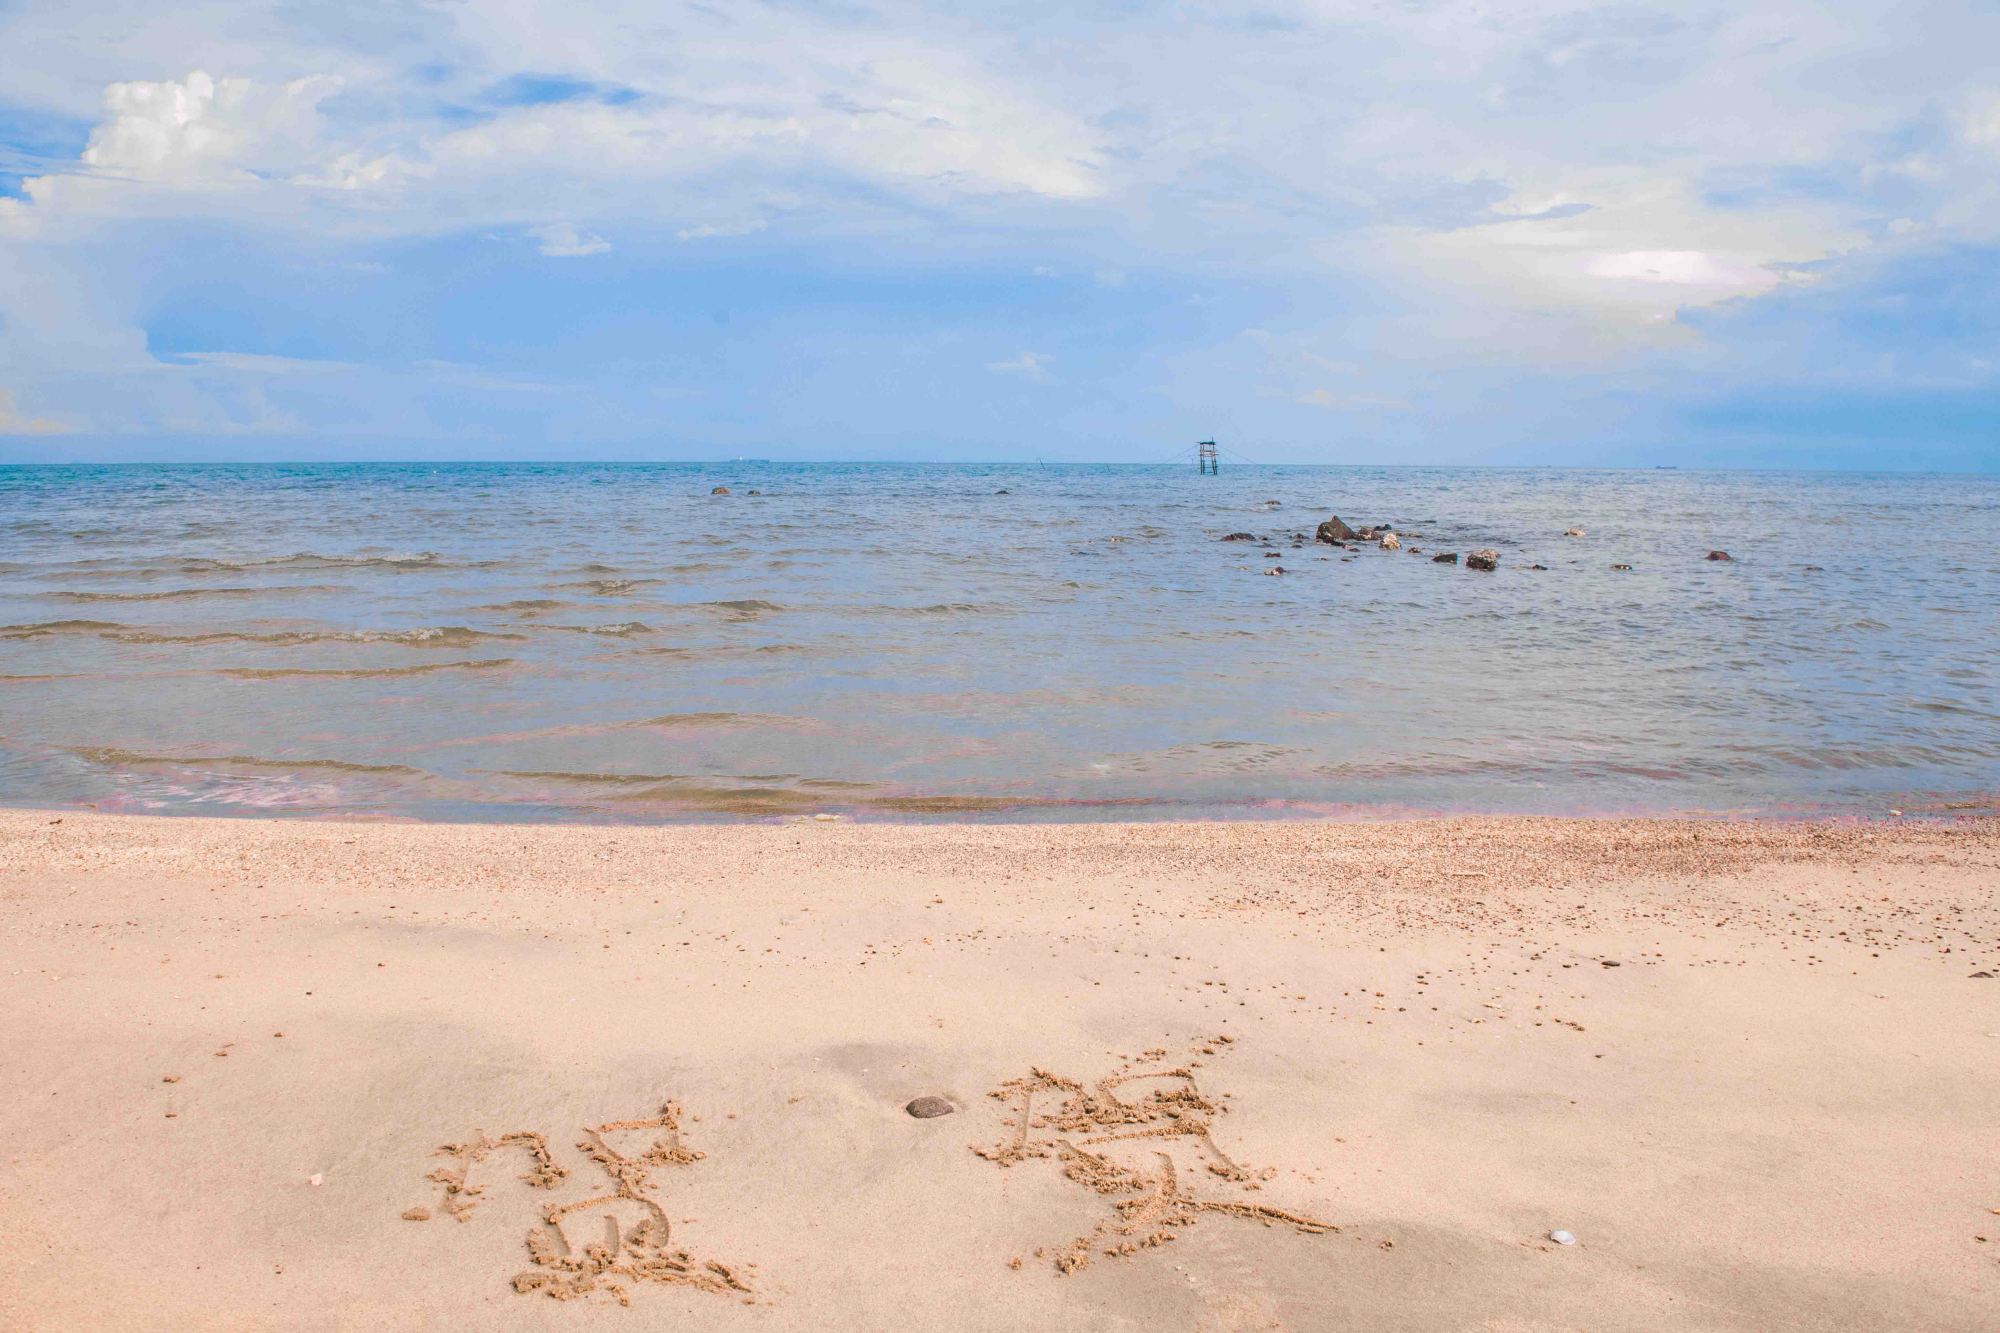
[169,351,359,375]
[81,70,342,180]
[530,222,611,257]
[676,219,767,242]
[985,350,1051,379]
[0,388,73,435]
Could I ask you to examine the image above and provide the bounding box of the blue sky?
[1,1,1997,469]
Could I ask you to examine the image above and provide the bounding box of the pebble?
[905,1096,955,1119]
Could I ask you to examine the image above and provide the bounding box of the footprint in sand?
[973,1037,1334,1275]
[406,1101,753,1307]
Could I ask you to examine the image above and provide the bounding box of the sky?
[1,1,1997,469]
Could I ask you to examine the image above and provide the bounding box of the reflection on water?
[1,461,1996,821]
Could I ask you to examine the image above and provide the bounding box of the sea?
[1,462,1995,822]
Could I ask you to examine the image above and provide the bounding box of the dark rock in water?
[1315,516,1358,544]
[1705,550,1733,562]
[906,1096,955,1119]
[1802,565,1823,572]
[1433,552,1459,564]
[710,485,731,495]
[1527,563,1548,570]
[995,489,1010,495]
[1263,552,1283,558]
[1263,565,1286,576]
[1465,549,1498,571]
[746,489,762,496]
[1610,563,1633,571]
[1221,532,1257,542]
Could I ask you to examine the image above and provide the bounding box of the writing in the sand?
[403,1100,754,1307]
[973,1036,1333,1274]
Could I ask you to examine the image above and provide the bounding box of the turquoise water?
[1,462,1995,821]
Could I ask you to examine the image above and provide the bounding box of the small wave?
[622,711,793,729]
[47,587,286,603]
[491,769,852,814]
[495,768,678,786]
[699,599,784,616]
[865,794,1058,813]
[115,626,526,648]
[0,619,129,637]
[70,746,425,775]
[539,621,655,636]
[178,551,447,572]
[554,578,658,596]
[475,599,574,612]
[217,658,516,680]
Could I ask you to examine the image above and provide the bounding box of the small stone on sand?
[905,1096,955,1119]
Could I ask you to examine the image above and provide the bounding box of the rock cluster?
[1315,515,1358,544]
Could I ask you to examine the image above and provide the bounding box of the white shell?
[1549,1229,1576,1246]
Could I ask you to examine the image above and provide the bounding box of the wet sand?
[1,810,1996,1330]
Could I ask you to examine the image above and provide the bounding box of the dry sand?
[1,810,1996,1331]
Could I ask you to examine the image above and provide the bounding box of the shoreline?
[3,809,1996,1329]
[7,790,1998,827]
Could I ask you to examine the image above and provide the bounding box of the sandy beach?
[1,810,1995,1331]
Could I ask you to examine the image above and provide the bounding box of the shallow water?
[1,462,1995,821]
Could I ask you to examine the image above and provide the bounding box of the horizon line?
[2,457,1996,478]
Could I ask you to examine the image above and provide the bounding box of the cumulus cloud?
[81,70,340,180]
[985,351,1051,379]
[530,222,610,257]
[0,388,73,435]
